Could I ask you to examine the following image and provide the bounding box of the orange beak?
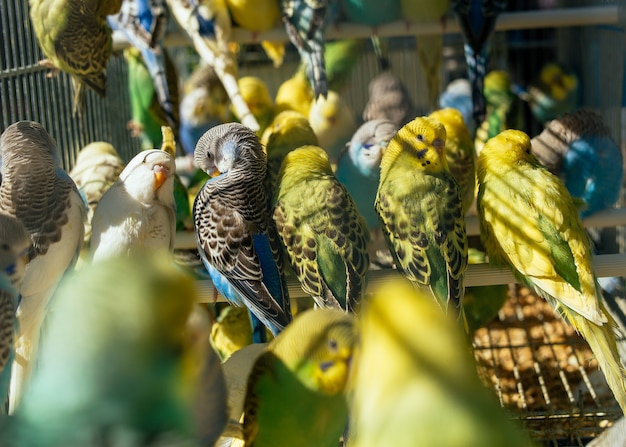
[154,165,169,190]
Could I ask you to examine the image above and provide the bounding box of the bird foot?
[126,120,144,138]
[38,59,59,78]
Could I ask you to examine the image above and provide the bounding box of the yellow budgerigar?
[428,107,476,214]
[476,129,626,414]
[375,116,468,314]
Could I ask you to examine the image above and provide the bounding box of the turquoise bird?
[193,123,292,342]
[273,145,370,312]
[339,0,400,25]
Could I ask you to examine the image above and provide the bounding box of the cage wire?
[2,0,626,445]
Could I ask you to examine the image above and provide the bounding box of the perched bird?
[262,110,319,193]
[0,121,86,412]
[587,415,626,447]
[323,38,366,93]
[530,110,623,219]
[280,0,337,99]
[336,119,398,231]
[123,45,180,150]
[0,214,30,414]
[225,0,285,67]
[476,129,626,414]
[347,277,534,447]
[69,141,125,253]
[193,123,292,340]
[515,62,579,124]
[429,107,476,214]
[308,90,357,164]
[362,70,416,128]
[29,0,122,116]
[375,116,468,313]
[2,253,228,446]
[108,0,178,133]
[166,0,259,131]
[90,149,176,261]
[400,0,450,110]
[439,78,475,135]
[210,304,254,361]
[451,0,507,125]
[234,76,276,136]
[274,71,315,117]
[243,308,356,447]
[273,145,370,312]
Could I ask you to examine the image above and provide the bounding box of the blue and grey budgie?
[451,0,507,126]
[193,123,292,342]
[439,78,475,135]
[1,253,228,446]
[0,121,86,412]
[280,0,338,99]
[108,0,178,130]
[0,214,30,415]
[29,0,123,116]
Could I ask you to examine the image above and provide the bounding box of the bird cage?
[2,0,626,445]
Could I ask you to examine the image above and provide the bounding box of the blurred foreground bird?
[452,0,507,125]
[347,277,534,447]
[29,0,122,116]
[90,149,176,261]
[0,121,86,412]
[531,110,623,219]
[243,308,356,447]
[193,123,292,341]
[1,253,228,446]
[476,129,626,414]
[0,214,30,414]
[375,116,468,314]
[273,145,370,312]
[362,70,416,128]
[429,107,476,214]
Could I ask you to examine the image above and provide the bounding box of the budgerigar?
[530,110,623,219]
[0,121,86,412]
[210,304,254,361]
[401,0,450,110]
[108,0,178,133]
[451,0,507,126]
[69,141,125,254]
[225,0,285,67]
[429,107,476,214]
[346,277,534,447]
[323,38,366,92]
[29,0,122,116]
[233,76,276,137]
[166,0,259,131]
[476,129,626,414]
[375,116,468,314]
[273,145,370,312]
[0,214,30,414]
[274,70,315,117]
[280,0,337,99]
[439,78,475,135]
[362,70,416,128]
[192,123,292,340]
[243,308,356,447]
[308,90,357,164]
[336,119,397,231]
[262,110,319,193]
[90,149,176,261]
[2,253,227,446]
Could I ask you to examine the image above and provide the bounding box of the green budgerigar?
[476,129,626,414]
[3,253,227,446]
[347,277,534,447]
[29,0,122,116]
[375,116,468,314]
[242,307,357,447]
[429,107,476,214]
[273,145,370,312]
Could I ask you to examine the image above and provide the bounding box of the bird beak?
[210,168,222,178]
[154,164,170,190]
[433,138,445,156]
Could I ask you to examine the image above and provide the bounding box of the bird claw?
[126,120,144,138]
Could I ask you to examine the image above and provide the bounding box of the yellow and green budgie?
[375,116,468,314]
[346,277,534,447]
[272,145,370,312]
[242,308,357,447]
[428,107,476,214]
[476,129,626,414]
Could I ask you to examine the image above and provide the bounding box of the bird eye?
[416,134,424,141]
[328,338,338,351]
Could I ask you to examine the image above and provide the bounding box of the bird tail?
[306,37,328,100]
[564,305,626,414]
[142,48,178,130]
[463,43,487,126]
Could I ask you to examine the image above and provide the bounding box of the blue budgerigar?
[531,110,623,219]
[193,123,292,341]
[108,0,178,129]
[451,0,507,126]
